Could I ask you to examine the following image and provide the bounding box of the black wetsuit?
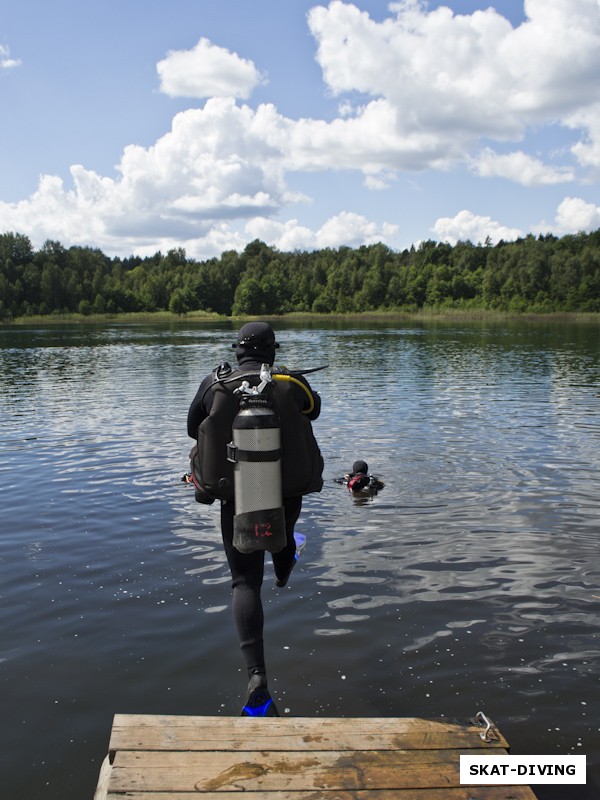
[187,355,321,677]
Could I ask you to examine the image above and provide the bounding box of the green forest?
[1,228,600,320]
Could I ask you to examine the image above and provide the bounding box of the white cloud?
[0,101,273,254]
[566,103,600,169]
[245,212,398,252]
[0,44,21,70]
[130,224,248,260]
[433,209,523,245]
[0,94,402,257]
[316,212,398,248]
[288,99,460,172]
[469,147,574,186]
[309,1,517,141]
[244,218,316,252]
[157,37,264,99]
[0,131,397,258]
[307,0,600,173]
[437,197,600,245]
[545,196,600,235]
[0,174,104,246]
[364,173,394,190]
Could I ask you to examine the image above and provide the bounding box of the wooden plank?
[93,756,111,800]
[109,714,509,753]
[108,748,505,793]
[107,791,538,800]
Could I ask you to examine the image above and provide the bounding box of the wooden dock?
[94,713,539,799]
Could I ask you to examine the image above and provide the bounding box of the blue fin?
[275,532,307,588]
[241,674,280,717]
[294,532,306,555]
[241,696,279,717]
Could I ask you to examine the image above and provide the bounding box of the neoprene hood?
[233,321,280,366]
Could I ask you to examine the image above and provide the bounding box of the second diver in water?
[336,459,385,497]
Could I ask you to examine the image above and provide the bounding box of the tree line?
[1,229,600,320]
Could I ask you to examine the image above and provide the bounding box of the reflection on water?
[0,320,599,800]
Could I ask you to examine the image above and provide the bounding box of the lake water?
[1,319,599,799]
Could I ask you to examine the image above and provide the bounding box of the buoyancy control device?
[192,363,325,508]
[227,365,286,554]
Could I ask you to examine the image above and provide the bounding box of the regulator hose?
[272,373,315,415]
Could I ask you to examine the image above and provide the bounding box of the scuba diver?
[187,321,323,716]
[336,459,385,496]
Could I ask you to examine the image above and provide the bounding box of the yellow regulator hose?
[273,373,315,415]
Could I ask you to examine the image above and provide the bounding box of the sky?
[1,0,600,260]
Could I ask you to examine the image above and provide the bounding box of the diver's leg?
[272,497,303,587]
[221,501,279,715]
[221,501,266,675]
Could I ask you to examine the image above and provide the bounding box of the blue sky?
[1,0,599,259]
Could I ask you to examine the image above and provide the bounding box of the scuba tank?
[227,365,286,554]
